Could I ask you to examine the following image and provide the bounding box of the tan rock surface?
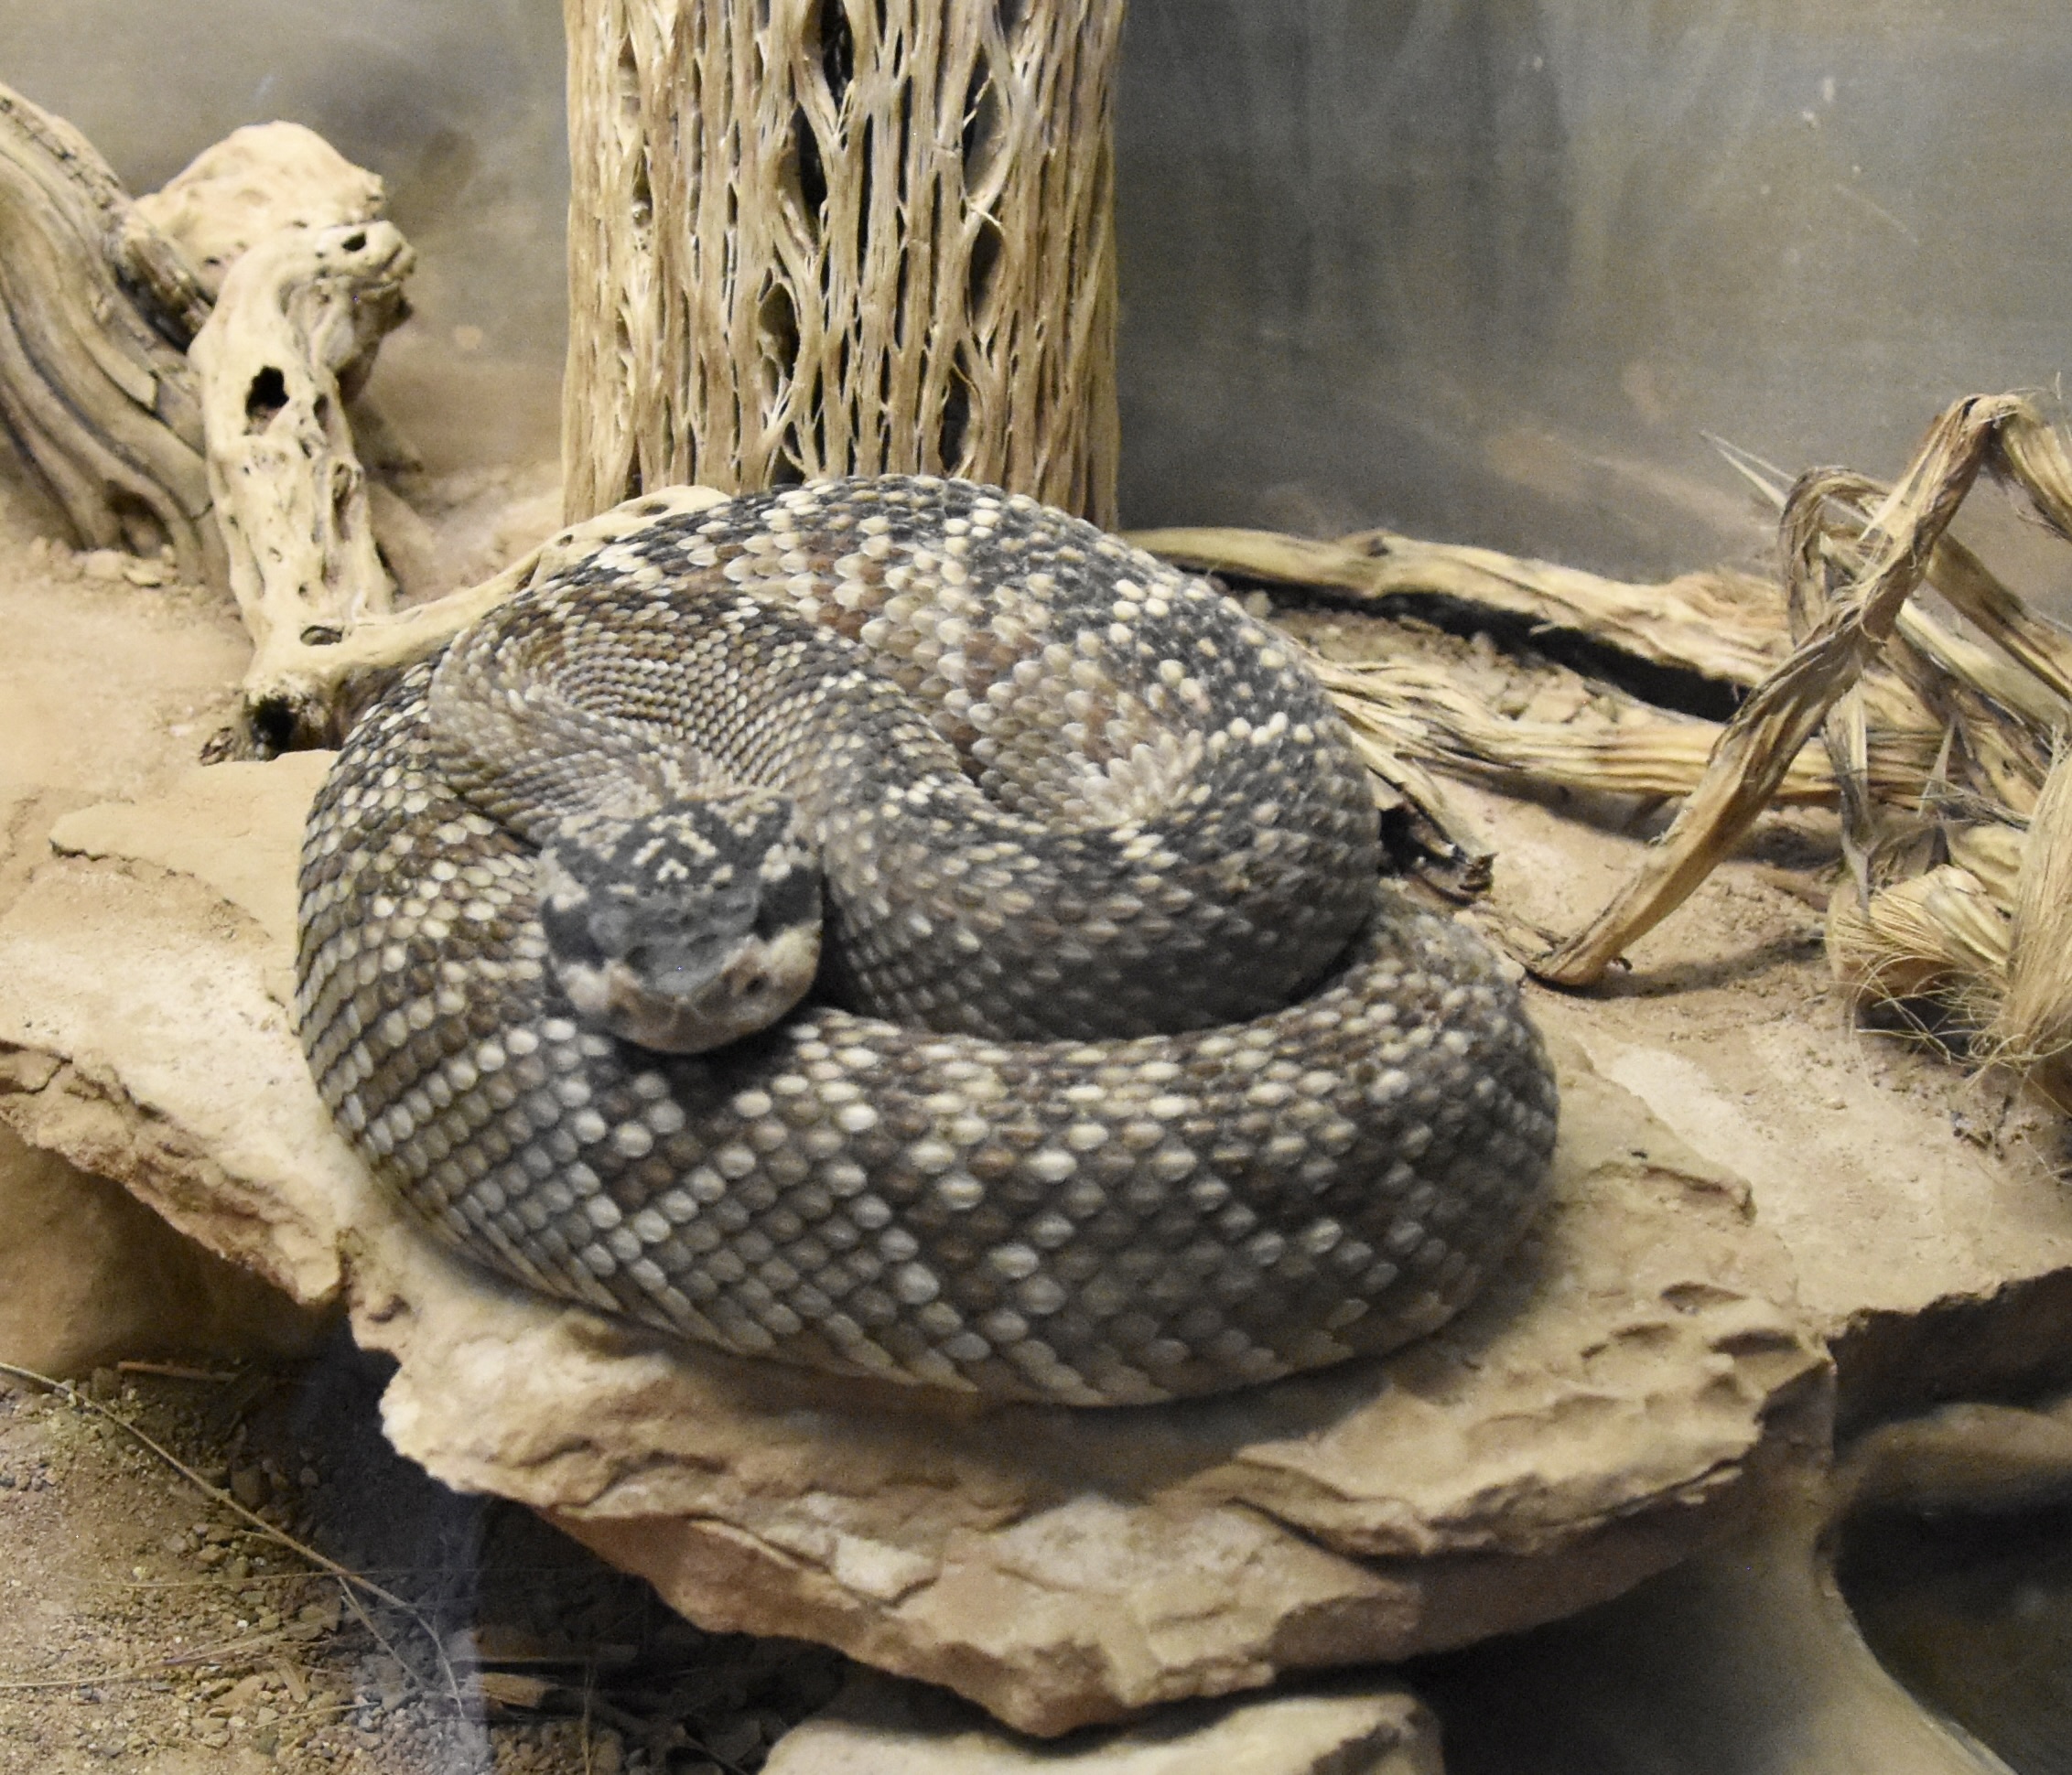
[0,757,358,1307]
[0,745,1831,1732]
[1413,1470,2013,1775]
[1454,774,2072,1417]
[761,1670,1441,1775]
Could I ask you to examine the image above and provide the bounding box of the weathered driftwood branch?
[0,82,217,578]
[207,482,728,747]
[1129,525,1786,691]
[563,0,1123,524]
[189,221,415,750]
[133,123,384,304]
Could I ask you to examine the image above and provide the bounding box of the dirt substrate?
[0,1341,846,1773]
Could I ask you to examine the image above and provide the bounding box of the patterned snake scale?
[297,476,1559,1405]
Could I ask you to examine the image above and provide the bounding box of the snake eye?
[755,864,821,935]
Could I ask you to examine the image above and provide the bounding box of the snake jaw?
[551,917,823,1054]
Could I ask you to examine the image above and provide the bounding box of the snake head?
[535,792,823,1054]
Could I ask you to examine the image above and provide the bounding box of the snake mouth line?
[554,925,826,1056]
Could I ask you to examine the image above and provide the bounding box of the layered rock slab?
[0,760,1830,1734]
[760,1671,1442,1775]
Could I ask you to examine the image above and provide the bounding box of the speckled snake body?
[296,477,1557,1404]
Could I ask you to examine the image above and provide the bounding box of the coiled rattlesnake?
[296,476,1557,1404]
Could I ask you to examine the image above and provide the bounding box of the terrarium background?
[4,0,2071,582]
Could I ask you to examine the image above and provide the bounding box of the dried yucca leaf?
[1311,651,1842,803]
[1539,395,2024,987]
[1946,822,2025,909]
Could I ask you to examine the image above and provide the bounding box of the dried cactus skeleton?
[562,0,1124,529]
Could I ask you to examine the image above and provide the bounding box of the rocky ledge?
[0,757,1829,1733]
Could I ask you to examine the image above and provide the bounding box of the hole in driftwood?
[759,281,800,395]
[961,70,1003,183]
[816,0,855,102]
[793,107,828,220]
[614,36,641,124]
[939,361,972,468]
[854,114,876,255]
[106,489,169,561]
[629,149,653,231]
[340,231,367,253]
[247,695,302,758]
[243,366,289,433]
[966,213,1002,315]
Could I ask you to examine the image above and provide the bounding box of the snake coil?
[297,477,1557,1404]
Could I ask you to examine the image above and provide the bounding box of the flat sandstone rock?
[0,761,1830,1733]
[758,1670,1443,1775]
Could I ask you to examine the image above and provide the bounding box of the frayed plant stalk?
[1826,866,2010,1021]
[1985,749,2072,1112]
[1310,651,1953,809]
[1834,753,2072,1113]
[1537,395,2024,987]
